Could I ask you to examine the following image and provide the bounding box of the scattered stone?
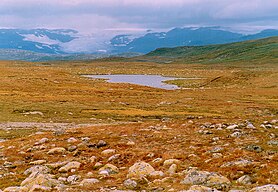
[3,161,16,168]
[24,165,51,175]
[3,186,27,192]
[181,170,231,190]
[96,140,107,148]
[99,164,119,175]
[46,161,68,169]
[249,184,278,192]
[245,144,263,153]
[67,137,78,143]
[94,162,103,169]
[67,175,81,185]
[108,154,120,162]
[149,171,164,178]
[221,159,254,168]
[163,159,181,167]
[29,184,52,191]
[230,131,243,138]
[236,175,252,185]
[246,123,256,129]
[267,140,278,146]
[126,141,135,146]
[29,160,47,165]
[101,149,116,156]
[167,164,177,175]
[21,172,61,191]
[59,161,81,172]
[127,161,155,179]
[79,178,100,186]
[68,145,77,152]
[227,124,238,130]
[123,179,137,190]
[89,156,97,164]
[188,185,221,192]
[34,138,49,145]
[47,147,66,155]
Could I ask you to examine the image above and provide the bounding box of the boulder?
[127,161,155,179]
[181,170,231,190]
[58,161,81,172]
[249,184,278,192]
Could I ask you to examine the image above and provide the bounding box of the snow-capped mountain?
[0,29,78,54]
[0,27,278,59]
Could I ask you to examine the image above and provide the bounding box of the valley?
[0,37,277,191]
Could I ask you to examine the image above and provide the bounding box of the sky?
[0,0,277,34]
[0,0,277,52]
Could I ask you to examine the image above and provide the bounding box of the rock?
[29,160,47,165]
[267,140,278,146]
[89,156,97,164]
[246,123,256,129]
[181,170,231,190]
[79,178,100,186]
[47,147,66,155]
[188,185,221,192]
[249,184,278,192]
[221,159,254,168]
[58,161,81,172]
[67,137,78,143]
[149,171,164,178]
[230,131,242,138]
[94,162,103,169]
[3,161,16,168]
[212,153,223,159]
[123,179,137,190]
[152,158,163,164]
[3,186,27,192]
[127,161,155,179]
[21,172,61,191]
[68,145,77,152]
[96,140,107,148]
[101,149,116,156]
[227,124,238,130]
[245,144,263,152]
[46,161,68,169]
[35,138,49,145]
[126,141,135,146]
[99,163,119,175]
[108,154,120,162]
[24,165,51,175]
[163,159,181,167]
[236,175,252,185]
[67,175,81,184]
[81,137,90,143]
[29,185,51,191]
[167,164,177,175]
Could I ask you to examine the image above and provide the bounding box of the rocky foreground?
[0,118,277,191]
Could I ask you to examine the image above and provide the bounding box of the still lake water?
[83,74,183,90]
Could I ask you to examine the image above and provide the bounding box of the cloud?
[0,0,277,33]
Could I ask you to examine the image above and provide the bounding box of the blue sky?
[0,0,277,34]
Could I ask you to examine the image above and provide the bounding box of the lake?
[83,74,183,90]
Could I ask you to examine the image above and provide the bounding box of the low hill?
[146,37,278,63]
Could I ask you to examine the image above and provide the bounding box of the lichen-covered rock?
[249,184,278,192]
[21,172,61,191]
[181,170,231,190]
[99,163,119,175]
[58,161,81,172]
[236,175,252,185]
[24,165,51,175]
[79,178,100,187]
[163,159,181,167]
[47,147,66,155]
[123,179,137,190]
[127,161,155,179]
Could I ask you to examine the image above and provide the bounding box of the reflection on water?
[83,74,182,90]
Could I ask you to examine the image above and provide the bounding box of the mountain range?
[0,27,277,61]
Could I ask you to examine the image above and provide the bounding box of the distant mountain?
[145,37,278,63]
[0,27,277,61]
[110,27,278,54]
[0,29,78,54]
